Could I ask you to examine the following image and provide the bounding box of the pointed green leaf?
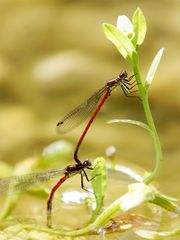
[145,48,164,90]
[103,23,136,62]
[132,8,147,47]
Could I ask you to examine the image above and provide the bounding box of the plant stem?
[132,60,163,184]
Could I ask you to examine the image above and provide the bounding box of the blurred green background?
[0,0,179,197]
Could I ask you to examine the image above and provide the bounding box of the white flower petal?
[116,15,135,39]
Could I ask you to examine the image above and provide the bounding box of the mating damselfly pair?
[0,71,136,227]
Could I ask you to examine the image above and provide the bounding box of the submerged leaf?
[97,214,152,234]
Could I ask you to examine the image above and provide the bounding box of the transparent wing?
[56,85,107,134]
[0,168,64,193]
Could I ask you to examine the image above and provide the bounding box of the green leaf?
[132,8,147,47]
[91,157,107,217]
[103,23,136,62]
[145,48,164,90]
[150,188,180,213]
[107,119,151,132]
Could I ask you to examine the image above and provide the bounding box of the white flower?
[116,15,135,39]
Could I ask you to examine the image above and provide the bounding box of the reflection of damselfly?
[0,71,136,227]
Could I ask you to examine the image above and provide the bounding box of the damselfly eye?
[83,159,92,167]
[119,70,128,79]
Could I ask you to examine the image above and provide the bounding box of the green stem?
[132,60,163,184]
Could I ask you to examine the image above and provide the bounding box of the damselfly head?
[83,159,92,168]
[118,70,128,80]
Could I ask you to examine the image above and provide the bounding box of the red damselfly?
[0,159,92,227]
[57,70,135,164]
